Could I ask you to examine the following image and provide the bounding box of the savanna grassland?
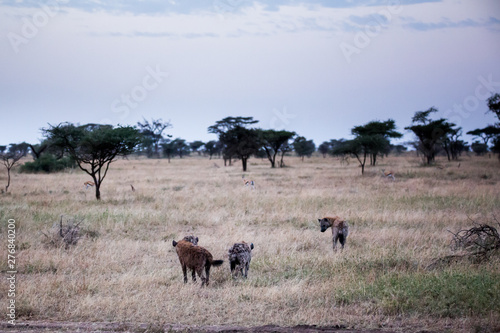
[1,154,500,332]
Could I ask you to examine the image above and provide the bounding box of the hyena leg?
[182,264,188,283]
[332,234,339,252]
[203,265,211,286]
[230,260,237,278]
[196,267,207,286]
[244,262,249,278]
[338,234,346,250]
[191,269,197,282]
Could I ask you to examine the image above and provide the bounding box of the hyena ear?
[195,237,199,243]
[172,240,177,247]
[318,219,322,223]
[250,243,254,250]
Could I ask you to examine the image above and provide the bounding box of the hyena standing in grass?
[172,238,223,286]
[228,241,254,279]
[318,217,349,252]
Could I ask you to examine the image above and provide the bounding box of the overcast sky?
[1,0,499,147]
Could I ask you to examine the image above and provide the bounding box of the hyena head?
[318,218,332,232]
[172,235,198,247]
[183,235,199,245]
[228,242,253,261]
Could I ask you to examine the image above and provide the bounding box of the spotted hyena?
[228,241,254,279]
[318,216,349,252]
[172,239,223,286]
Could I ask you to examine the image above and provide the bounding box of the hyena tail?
[211,260,224,267]
[338,234,345,244]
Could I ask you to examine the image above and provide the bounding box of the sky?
[1,0,500,147]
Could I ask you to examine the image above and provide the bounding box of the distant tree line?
[1,93,499,197]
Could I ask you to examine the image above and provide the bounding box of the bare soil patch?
[1,321,434,333]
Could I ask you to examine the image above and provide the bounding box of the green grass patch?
[337,269,500,317]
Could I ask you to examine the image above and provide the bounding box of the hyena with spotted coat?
[172,238,223,286]
[228,241,254,279]
[318,216,349,252]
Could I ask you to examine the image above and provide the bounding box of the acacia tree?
[405,107,455,165]
[204,140,222,160]
[161,139,175,163]
[221,126,260,171]
[190,141,205,156]
[28,141,49,160]
[0,143,29,192]
[318,142,331,158]
[137,118,172,158]
[172,138,190,158]
[44,123,140,200]
[443,127,467,161]
[208,117,259,167]
[293,136,315,161]
[332,135,387,175]
[351,119,402,166]
[259,129,296,168]
[471,141,488,156]
[467,126,499,147]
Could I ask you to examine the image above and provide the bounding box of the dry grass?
[1,154,500,332]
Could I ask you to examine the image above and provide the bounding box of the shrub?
[20,154,75,173]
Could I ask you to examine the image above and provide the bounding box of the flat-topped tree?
[259,129,296,168]
[351,119,402,166]
[332,135,387,175]
[467,126,500,147]
[221,126,260,172]
[208,117,259,169]
[44,123,141,200]
[405,107,455,165]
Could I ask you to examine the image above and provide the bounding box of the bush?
[20,154,75,173]
[41,216,83,249]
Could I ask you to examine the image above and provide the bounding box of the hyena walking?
[172,238,223,286]
[228,241,254,279]
[318,217,349,252]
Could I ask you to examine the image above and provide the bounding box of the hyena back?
[228,241,254,278]
[172,239,223,286]
[318,216,349,252]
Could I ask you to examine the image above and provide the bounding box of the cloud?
[403,16,500,31]
[0,0,444,15]
[349,14,389,26]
